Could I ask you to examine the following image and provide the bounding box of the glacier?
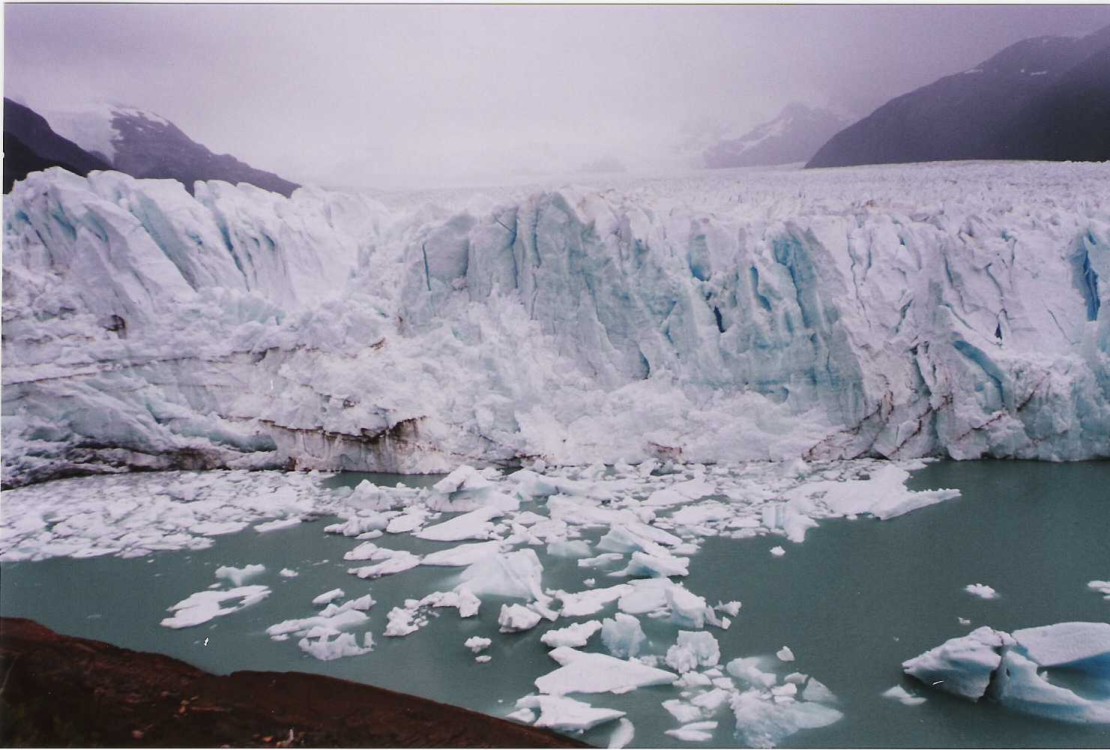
[4,161,1110,486]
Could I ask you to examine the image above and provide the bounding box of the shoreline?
[0,617,587,748]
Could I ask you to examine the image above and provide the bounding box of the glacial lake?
[2,460,1108,748]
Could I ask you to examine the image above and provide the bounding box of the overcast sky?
[6,4,1110,188]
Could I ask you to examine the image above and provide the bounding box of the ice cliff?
[3,162,1109,486]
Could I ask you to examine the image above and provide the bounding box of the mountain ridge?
[807,24,1110,168]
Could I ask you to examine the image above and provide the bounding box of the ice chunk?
[415,506,502,542]
[801,677,836,704]
[516,694,625,732]
[601,613,646,658]
[663,700,704,723]
[730,689,843,748]
[727,656,779,689]
[666,584,720,629]
[279,568,299,577]
[902,626,1015,700]
[613,550,690,578]
[665,721,717,742]
[536,647,678,695]
[349,550,422,579]
[267,600,371,639]
[542,621,603,649]
[777,646,795,662]
[384,606,422,637]
[692,688,731,714]
[1089,580,1110,600]
[964,583,999,600]
[499,603,543,633]
[254,517,302,533]
[547,540,592,558]
[475,655,492,663]
[1011,622,1110,668]
[433,465,493,495]
[882,685,926,706]
[214,564,266,587]
[770,546,785,557]
[161,585,271,629]
[579,552,625,569]
[420,540,502,567]
[385,509,428,534]
[298,631,373,661]
[312,588,345,606]
[506,707,536,724]
[666,631,721,673]
[991,647,1110,723]
[458,549,547,602]
[608,717,635,749]
[716,600,742,617]
[465,636,492,653]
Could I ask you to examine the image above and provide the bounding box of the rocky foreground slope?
[3,162,1108,487]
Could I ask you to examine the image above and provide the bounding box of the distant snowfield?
[3,161,1109,486]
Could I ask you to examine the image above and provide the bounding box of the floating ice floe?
[254,517,303,533]
[964,583,999,599]
[298,630,373,661]
[882,685,926,706]
[499,603,544,633]
[420,540,503,567]
[415,506,503,542]
[214,563,266,587]
[1088,580,1110,600]
[535,647,677,695]
[904,622,1110,724]
[665,720,718,742]
[267,596,374,643]
[515,694,625,732]
[162,585,271,629]
[542,621,604,649]
[465,636,492,653]
[312,588,345,606]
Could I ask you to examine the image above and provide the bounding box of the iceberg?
[904,622,1110,724]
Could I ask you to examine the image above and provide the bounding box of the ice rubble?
[904,622,1110,724]
[5,163,1110,487]
[0,457,974,745]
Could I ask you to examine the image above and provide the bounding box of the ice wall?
[3,163,1108,485]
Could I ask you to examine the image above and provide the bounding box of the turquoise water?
[2,461,1108,747]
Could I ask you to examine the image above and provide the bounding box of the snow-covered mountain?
[3,99,110,191]
[704,104,848,169]
[807,25,1110,168]
[43,103,300,196]
[3,162,1108,487]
